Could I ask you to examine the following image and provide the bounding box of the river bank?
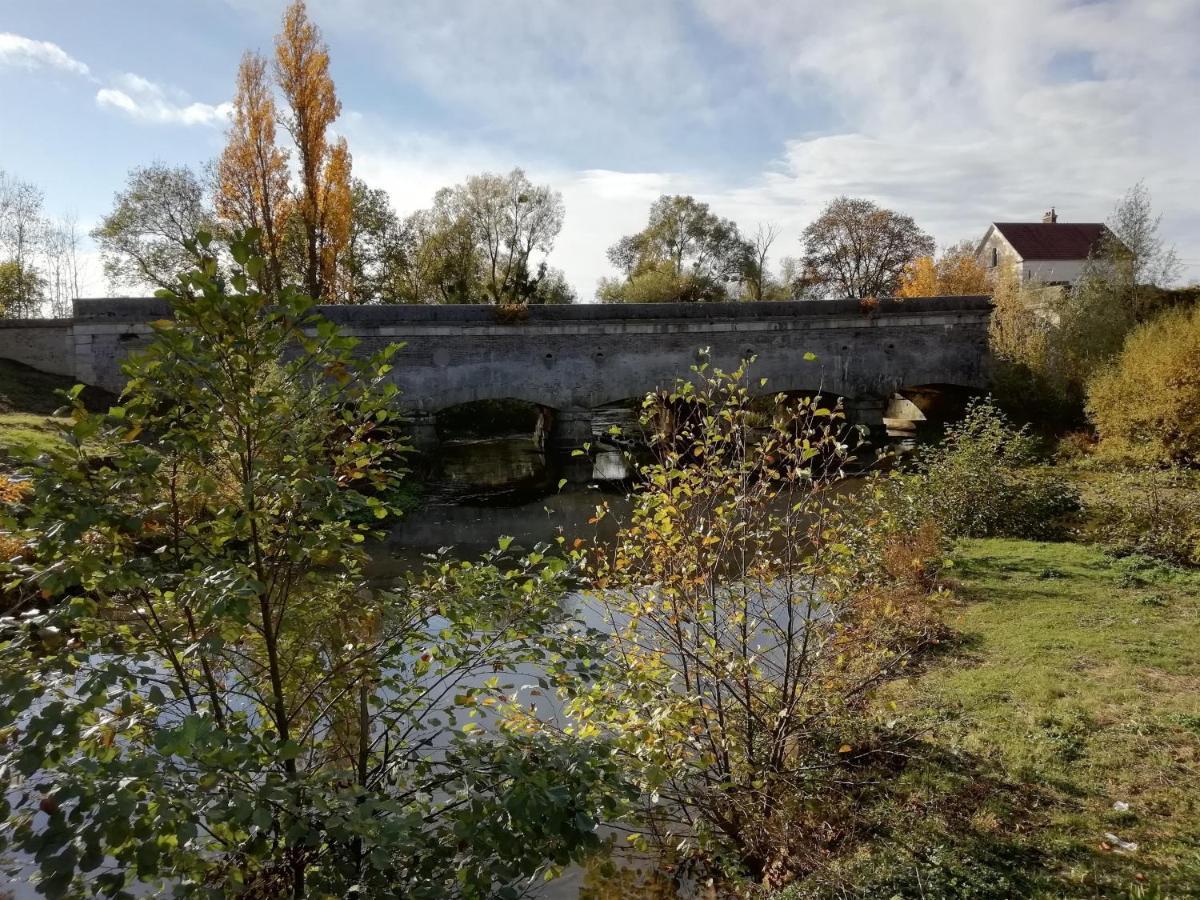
[773,537,1200,899]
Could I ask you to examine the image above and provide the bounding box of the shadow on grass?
[785,730,1188,899]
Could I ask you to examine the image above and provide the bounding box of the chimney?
[1042,207,1058,224]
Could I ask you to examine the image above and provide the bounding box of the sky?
[2,0,1199,300]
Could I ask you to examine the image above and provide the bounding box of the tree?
[985,262,1083,424]
[275,0,349,301]
[896,254,938,297]
[392,203,480,304]
[42,213,84,318]
[569,359,946,884]
[742,222,781,302]
[600,195,749,303]
[215,50,291,295]
[0,232,628,897]
[1107,180,1180,316]
[1087,304,1200,465]
[1050,183,1179,387]
[319,137,353,300]
[897,240,992,297]
[0,259,45,318]
[527,264,577,305]
[451,169,564,305]
[596,260,699,304]
[0,172,84,317]
[801,197,935,298]
[340,178,404,304]
[92,162,215,291]
[777,256,825,301]
[0,170,47,316]
[389,170,566,305]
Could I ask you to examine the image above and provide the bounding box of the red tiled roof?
[991,222,1114,261]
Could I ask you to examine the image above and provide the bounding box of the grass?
[0,358,112,466]
[810,538,1200,898]
[0,412,71,460]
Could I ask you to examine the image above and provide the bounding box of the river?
[372,437,870,900]
[4,434,879,899]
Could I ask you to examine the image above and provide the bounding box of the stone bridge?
[0,296,992,448]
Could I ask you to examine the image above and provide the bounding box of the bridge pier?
[843,397,886,429]
[399,412,439,454]
[550,409,596,483]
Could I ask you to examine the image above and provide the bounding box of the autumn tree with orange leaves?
[215,51,291,295]
[897,239,992,297]
[274,0,351,301]
[217,1,352,301]
[318,137,353,299]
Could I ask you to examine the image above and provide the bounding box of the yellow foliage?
[319,137,353,300]
[898,240,992,297]
[897,255,938,298]
[0,474,30,504]
[0,532,25,562]
[216,51,291,294]
[988,263,1050,367]
[1086,304,1200,465]
[275,0,345,300]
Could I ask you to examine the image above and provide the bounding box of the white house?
[975,209,1118,286]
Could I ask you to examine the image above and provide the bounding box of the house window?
[990,247,998,268]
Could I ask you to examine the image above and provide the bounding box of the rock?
[1103,832,1138,853]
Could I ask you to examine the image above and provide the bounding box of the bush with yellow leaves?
[1086,304,1200,466]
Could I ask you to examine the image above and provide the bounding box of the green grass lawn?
[837,539,1200,898]
[0,411,71,460]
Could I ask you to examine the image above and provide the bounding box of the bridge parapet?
[71,295,991,325]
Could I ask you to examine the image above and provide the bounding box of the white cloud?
[317,0,1200,289]
[308,0,728,159]
[96,73,232,127]
[0,32,90,76]
[691,0,1200,277]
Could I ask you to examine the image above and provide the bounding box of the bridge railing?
[69,295,993,325]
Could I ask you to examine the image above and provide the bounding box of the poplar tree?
[215,51,291,295]
[274,0,351,301]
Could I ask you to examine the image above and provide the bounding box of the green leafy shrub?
[568,359,948,888]
[1086,304,1200,465]
[899,399,1079,539]
[0,232,628,898]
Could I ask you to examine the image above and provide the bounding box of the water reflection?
[371,486,630,578]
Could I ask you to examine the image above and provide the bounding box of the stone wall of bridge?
[0,319,75,379]
[1,297,992,437]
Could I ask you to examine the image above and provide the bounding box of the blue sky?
[3,0,1199,297]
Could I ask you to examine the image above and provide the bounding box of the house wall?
[1019,259,1087,285]
[977,229,1021,276]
